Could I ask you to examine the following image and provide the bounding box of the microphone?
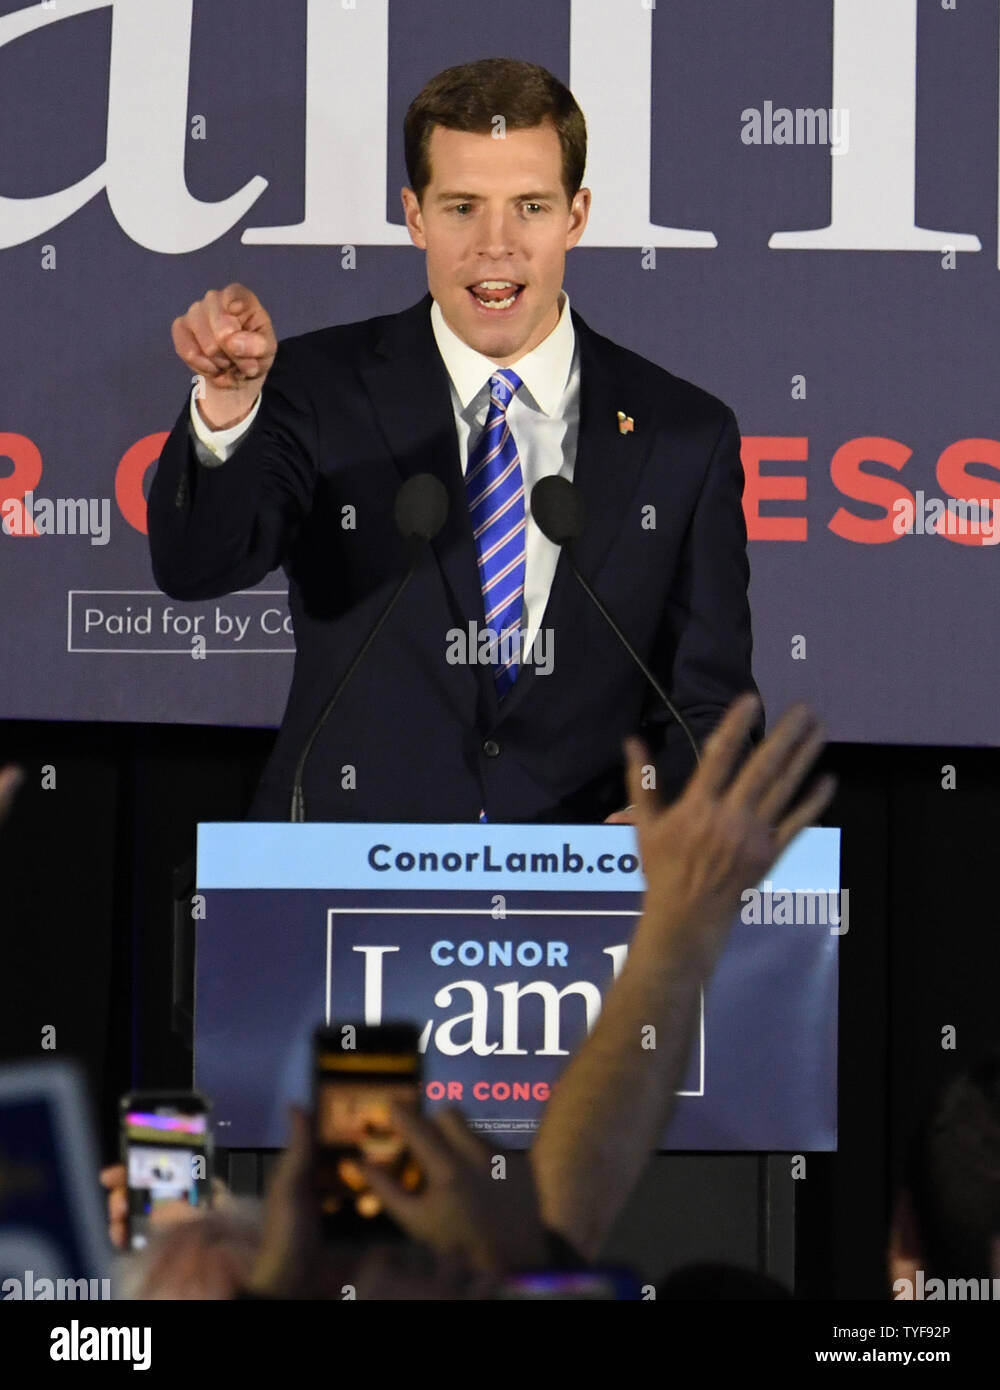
[530,475,701,773]
[394,471,449,541]
[289,473,449,821]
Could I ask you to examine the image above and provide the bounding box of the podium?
[191,822,839,1154]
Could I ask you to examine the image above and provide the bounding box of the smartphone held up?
[313,1022,423,1241]
[119,1091,213,1251]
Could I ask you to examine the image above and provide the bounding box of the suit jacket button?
[483,739,501,758]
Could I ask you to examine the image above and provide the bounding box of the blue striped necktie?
[466,368,526,700]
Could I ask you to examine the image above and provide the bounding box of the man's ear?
[887,1187,922,1295]
[565,187,591,251]
[400,187,427,250]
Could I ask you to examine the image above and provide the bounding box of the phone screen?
[314,1024,421,1237]
[121,1097,211,1250]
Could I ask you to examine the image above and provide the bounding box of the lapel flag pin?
[617,411,634,435]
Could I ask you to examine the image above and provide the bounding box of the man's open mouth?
[467,280,524,310]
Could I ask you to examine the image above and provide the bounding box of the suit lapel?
[569,312,650,580]
[359,295,496,710]
[496,309,652,723]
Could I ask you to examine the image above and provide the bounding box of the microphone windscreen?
[531,475,584,546]
[395,473,449,540]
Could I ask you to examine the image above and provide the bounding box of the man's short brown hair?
[404,58,587,206]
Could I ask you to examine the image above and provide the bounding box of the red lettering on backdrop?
[740,437,808,540]
[0,433,43,536]
[8,429,995,557]
[469,1080,553,1101]
[828,437,913,543]
[935,439,1000,547]
[115,432,168,536]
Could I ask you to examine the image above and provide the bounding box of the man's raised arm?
[530,694,835,1262]
[147,282,317,600]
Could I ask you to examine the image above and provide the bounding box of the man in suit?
[148,58,761,823]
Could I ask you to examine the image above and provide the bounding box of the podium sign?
[194,823,839,1151]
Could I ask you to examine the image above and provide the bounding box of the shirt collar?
[430,289,575,417]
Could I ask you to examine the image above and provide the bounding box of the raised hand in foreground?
[531,694,835,1259]
[360,1104,550,1276]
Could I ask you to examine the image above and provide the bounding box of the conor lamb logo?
[50,1320,151,1371]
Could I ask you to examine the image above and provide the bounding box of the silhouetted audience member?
[888,1051,1000,1295]
[656,1262,790,1299]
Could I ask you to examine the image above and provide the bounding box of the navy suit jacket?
[147,292,761,822]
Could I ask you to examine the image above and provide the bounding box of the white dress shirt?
[189,291,580,653]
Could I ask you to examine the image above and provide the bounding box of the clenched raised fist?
[171,283,277,430]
